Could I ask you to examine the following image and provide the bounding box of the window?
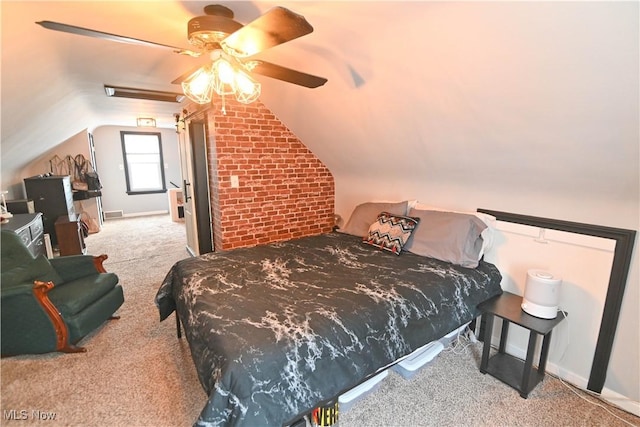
[120,131,166,195]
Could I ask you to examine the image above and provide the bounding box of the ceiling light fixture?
[136,117,157,127]
[181,50,261,107]
[104,85,185,103]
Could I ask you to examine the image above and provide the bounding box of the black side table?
[478,291,567,398]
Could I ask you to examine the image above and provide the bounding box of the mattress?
[155,232,502,426]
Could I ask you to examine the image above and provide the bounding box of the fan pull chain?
[221,92,227,115]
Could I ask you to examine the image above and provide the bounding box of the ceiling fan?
[36,4,327,105]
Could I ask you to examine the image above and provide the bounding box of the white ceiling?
[1,1,638,211]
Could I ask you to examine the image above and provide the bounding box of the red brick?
[186,98,335,251]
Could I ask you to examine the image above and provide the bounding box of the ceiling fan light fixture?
[216,59,235,84]
[234,71,261,104]
[182,51,261,106]
[39,5,327,110]
[181,66,215,104]
[211,58,236,95]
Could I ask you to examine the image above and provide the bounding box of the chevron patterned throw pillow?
[363,212,420,255]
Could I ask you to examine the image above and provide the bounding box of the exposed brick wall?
[195,97,334,251]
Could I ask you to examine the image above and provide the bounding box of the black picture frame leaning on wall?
[477,208,636,394]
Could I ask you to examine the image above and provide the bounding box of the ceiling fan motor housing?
[188,14,243,50]
[203,5,234,18]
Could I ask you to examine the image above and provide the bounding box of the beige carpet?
[1,215,638,427]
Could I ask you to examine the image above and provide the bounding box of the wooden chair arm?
[92,254,109,273]
[32,281,86,353]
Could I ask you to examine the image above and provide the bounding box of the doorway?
[179,120,213,256]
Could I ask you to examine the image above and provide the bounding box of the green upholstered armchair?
[1,230,124,356]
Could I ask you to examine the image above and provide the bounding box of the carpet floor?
[1,215,638,427]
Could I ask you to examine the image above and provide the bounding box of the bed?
[155,201,503,426]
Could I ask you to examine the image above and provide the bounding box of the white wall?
[319,1,639,409]
[483,223,616,390]
[14,128,101,229]
[334,181,639,406]
[91,125,181,216]
[9,128,91,198]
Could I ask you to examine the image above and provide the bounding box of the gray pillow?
[340,201,409,237]
[404,209,487,268]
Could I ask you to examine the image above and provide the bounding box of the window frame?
[120,131,167,195]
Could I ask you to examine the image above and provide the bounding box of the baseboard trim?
[600,387,640,417]
[493,338,639,417]
[104,210,169,220]
[123,210,168,218]
[547,361,640,417]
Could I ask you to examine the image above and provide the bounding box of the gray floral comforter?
[155,232,502,427]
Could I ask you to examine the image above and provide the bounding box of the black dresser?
[24,175,75,245]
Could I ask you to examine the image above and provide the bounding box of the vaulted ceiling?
[1,1,638,215]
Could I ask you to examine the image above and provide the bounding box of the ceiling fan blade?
[221,7,313,58]
[171,64,207,85]
[250,61,327,88]
[36,21,201,57]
